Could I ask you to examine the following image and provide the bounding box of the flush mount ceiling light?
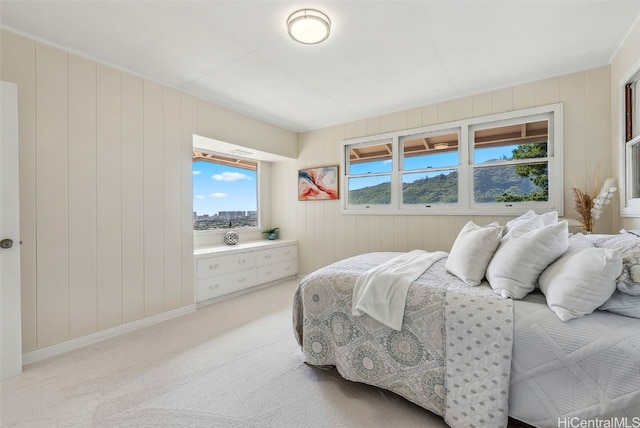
[287,9,331,45]
[434,143,449,150]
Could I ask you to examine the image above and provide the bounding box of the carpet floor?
[0,278,450,428]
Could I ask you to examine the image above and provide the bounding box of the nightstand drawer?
[197,270,257,301]
[197,251,255,279]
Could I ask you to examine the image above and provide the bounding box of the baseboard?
[22,304,197,365]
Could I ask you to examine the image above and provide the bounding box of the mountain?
[349,164,547,204]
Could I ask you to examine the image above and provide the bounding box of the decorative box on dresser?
[194,239,298,305]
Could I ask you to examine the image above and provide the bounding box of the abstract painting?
[298,165,339,200]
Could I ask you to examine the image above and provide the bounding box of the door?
[1,80,22,379]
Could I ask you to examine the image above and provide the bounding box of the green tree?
[497,142,548,202]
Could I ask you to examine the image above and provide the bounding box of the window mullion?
[460,125,471,211]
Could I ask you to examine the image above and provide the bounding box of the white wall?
[274,66,615,275]
[0,30,297,353]
[611,17,640,231]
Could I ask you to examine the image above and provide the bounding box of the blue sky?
[193,160,257,215]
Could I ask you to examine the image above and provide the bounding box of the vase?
[224,231,239,245]
[268,233,276,240]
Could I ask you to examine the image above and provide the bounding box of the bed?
[292,214,640,428]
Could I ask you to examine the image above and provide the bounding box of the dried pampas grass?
[572,177,617,233]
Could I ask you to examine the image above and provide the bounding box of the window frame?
[341,104,563,216]
[192,149,261,233]
[620,63,640,217]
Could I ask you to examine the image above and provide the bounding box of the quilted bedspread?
[510,293,640,426]
[293,252,514,428]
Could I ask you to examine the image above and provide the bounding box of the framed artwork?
[298,165,339,200]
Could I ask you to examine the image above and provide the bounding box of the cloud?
[195,195,205,199]
[193,170,202,175]
[212,172,251,182]
[210,192,227,198]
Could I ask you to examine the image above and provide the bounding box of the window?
[622,68,640,216]
[342,104,563,215]
[192,150,258,230]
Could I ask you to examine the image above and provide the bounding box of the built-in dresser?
[194,239,298,305]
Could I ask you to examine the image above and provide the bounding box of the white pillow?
[504,210,558,237]
[538,247,622,321]
[446,221,503,286]
[599,290,640,319]
[486,221,569,299]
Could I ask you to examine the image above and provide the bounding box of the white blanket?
[352,249,448,330]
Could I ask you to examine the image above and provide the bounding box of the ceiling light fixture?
[434,143,449,150]
[287,9,331,45]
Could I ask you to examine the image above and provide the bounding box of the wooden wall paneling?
[513,83,536,110]
[421,216,440,252]
[342,214,358,259]
[437,216,458,251]
[392,216,409,252]
[96,64,123,330]
[491,88,513,114]
[180,93,197,306]
[471,93,492,117]
[454,97,473,121]
[379,114,394,134]
[143,80,165,316]
[407,107,422,129]
[585,68,611,171]
[379,216,395,252]
[323,199,336,266]
[68,55,98,338]
[1,32,38,352]
[392,111,409,133]
[560,73,588,191]
[366,215,381,252]
[406,216,423,250]
[437,101,455,123]
[162,88,183,311]
[534,77,561,106]
[356,214,369,255]
[366,116,381,136]
[121,74,145,323]
[421,105,438,126]
[35,43,69,348]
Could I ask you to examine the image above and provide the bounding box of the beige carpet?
[0,279,450,428]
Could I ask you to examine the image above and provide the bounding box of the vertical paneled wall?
[0,30,297,353]
[274,67,614,276]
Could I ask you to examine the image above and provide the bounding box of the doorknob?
[0,239,14,249]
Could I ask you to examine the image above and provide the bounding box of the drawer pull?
[238,259,246,264]
[238,278,246,283]
[209,284,220,290]
[284,266,290,271]
[284,251,290,255]
[265,254,271,259]
[209,263,219,270]
[265,271,272,276]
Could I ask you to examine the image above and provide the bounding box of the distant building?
[218,211,246,220]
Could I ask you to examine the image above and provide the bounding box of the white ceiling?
[1,1,639,133]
